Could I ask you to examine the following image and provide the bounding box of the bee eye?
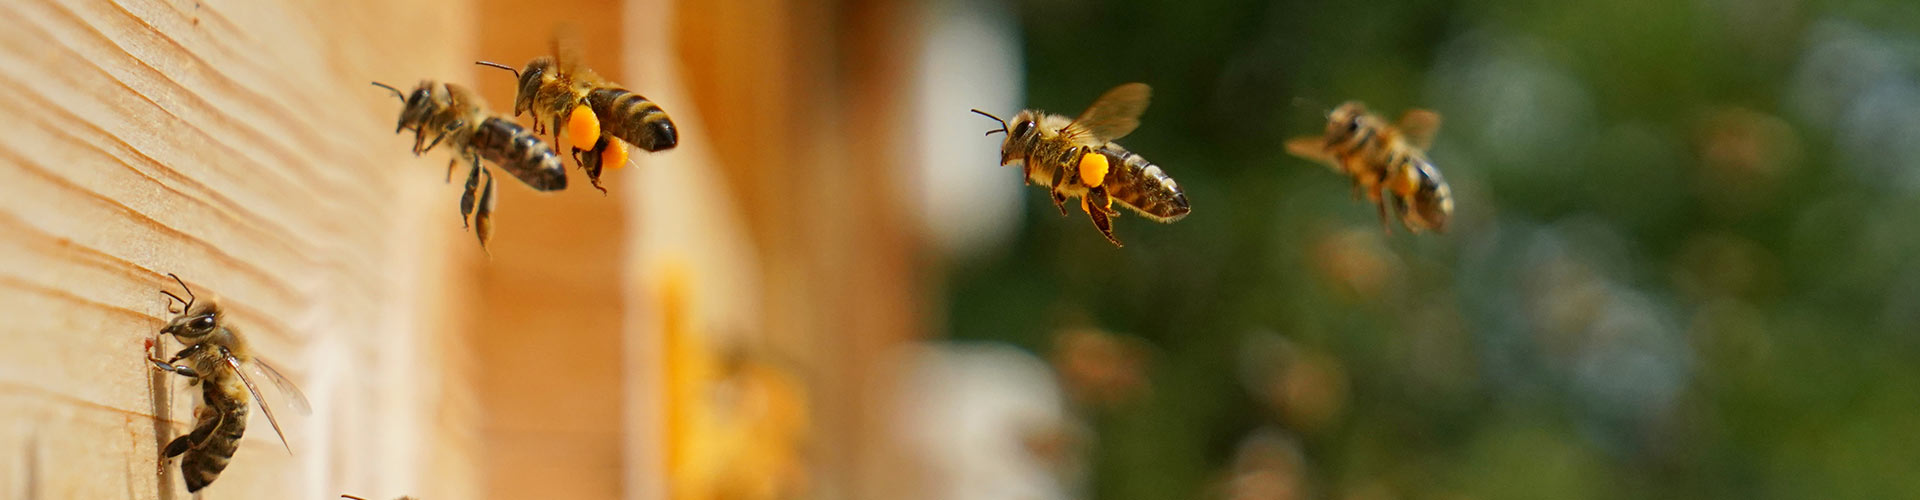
[1012,121,1035,137]
[189,316,216,330]
[1346,117,1362,132]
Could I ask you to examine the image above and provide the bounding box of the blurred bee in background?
[147,274,310,493]
[1285,101,1454,233]
[372,80,569,251]
[973,83,1190,246]
[477,27,678,193]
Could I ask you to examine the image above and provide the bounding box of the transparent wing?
[1396,109,1442,151]
[550,23,604,83]
[1284,136,1336,165]
[1061,83,1151,145]
[225,355,294,454]
[251,357,311,414]
[445,83,486,113]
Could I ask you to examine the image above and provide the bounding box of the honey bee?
[372,80,569,251]
[477,28,678,193]
[972,83,1190,246]
[1285,101,1454,233]
[146,274,310,493]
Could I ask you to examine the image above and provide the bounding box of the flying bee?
[146,274,311,493]
[972,83,1190,246]
[476,28,678,193]
[372,80,569,251]
[1285,101,1454,233]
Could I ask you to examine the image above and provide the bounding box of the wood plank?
[0,0,486,498]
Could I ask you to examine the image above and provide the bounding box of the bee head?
[162,303,224,342]
[157,274,221,342]
[972,108,1027,165]
[1002,110,1052,164]
[372,81,427,133]
[515,58,557,117]
[1325,101,1369,144]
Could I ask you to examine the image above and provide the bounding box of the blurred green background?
[943,0,1920,498]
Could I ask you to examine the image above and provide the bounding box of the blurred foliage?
[942,0,1920,498]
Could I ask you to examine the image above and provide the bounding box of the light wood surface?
[0,0,484,498]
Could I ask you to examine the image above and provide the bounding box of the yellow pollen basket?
[567,104,601,151]
[604,138,630,171]
[1077,150,1110,188]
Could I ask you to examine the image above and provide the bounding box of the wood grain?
[0,0,485,498]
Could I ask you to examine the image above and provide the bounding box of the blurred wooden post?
[0,0,486,498]
[466,1,631,499]
[622,0,927,498]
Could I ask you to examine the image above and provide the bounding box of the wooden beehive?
[0,0,924,498]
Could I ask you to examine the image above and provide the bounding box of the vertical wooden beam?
[468,1,631,500]
[623,0,928,498]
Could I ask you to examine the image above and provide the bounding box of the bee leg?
[1090,186,1120,216]
[1374,185,1393,234]
[460,157,482,229]
[147,357,200,378]
[160,344,203,366]
[1050,190,1069,216]
[474,168,498,254]
[163,408,223,460]
[421,121,459,154]
[410,128,428,155]
[445,158,458,183]
[582,136,609,195]
[1085,198,1122,247]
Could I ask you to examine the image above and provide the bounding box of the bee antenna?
[475,60,521,79]
[342,496,369,500]
[970,109,1008,136]
[160,291,186,314]
[166,273,195,311]
[370,81,405,101]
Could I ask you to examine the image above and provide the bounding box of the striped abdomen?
[471,117,568,191]
[587,87,678,152]
[1096,145,1189,222]
[168,377,249,492]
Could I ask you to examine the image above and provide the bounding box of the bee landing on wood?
[1285,101,1454,234]
[146,274,310,493]
[372,80,569,252]
[476,27,678,194]
[972,83,1190,246]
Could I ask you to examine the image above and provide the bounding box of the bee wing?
[445,84,486,112]
[1396,109,1442,151]
[1061,83,1151,146]
[225,355,294,454]
[251,357,312,414]
[550,23,604,83]
[1284,136,1337,165]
